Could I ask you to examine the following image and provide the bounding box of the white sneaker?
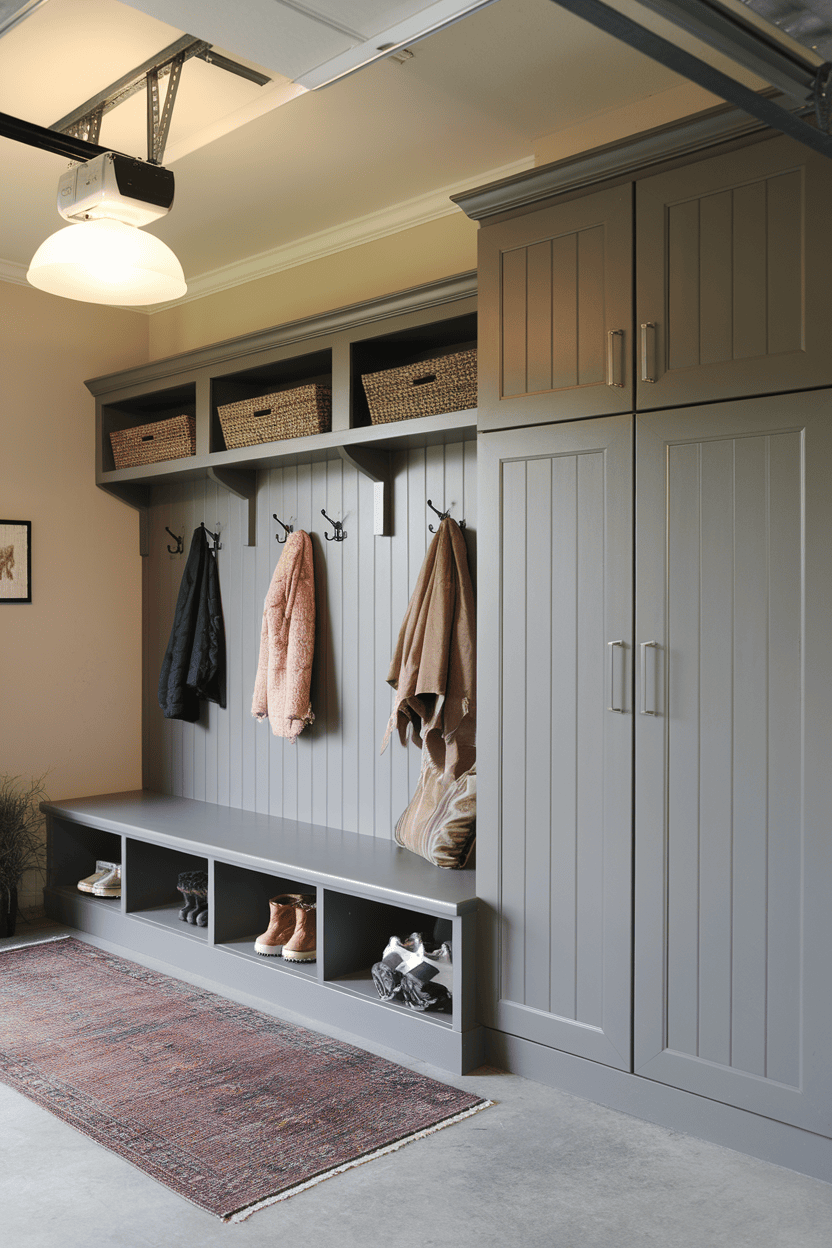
[77,862,111,893]
[400,941,453,1011]
[371,931,424,1000]
[91,865,121,898]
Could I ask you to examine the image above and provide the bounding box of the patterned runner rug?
[0,937,489,1221]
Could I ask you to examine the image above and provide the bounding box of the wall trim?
[0,258,29,287]
[145,158,529,314]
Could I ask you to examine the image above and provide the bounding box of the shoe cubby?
[212,862,318,981]
[124,839,208,940]
[350,310,477,428]
[321,891,455,1024]
[210,348,332,453]
[100,381,197,473]
[43,793,481,1073]
[45,813,122,913]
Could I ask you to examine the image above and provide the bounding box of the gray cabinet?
[475,135,832,431]
[477,185,633,430]
[635,136,832,408]
[478,415,633,1069]
[634,392,832,1137]
[479,392,832,1136]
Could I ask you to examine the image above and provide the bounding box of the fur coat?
[251,530,316,742]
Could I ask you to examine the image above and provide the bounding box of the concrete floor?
[2,918,831,1248]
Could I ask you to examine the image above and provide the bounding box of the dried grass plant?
[0,774,48,937]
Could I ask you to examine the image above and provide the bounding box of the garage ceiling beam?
[547,0,832,158]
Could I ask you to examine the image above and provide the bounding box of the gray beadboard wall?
[142,439,476,840]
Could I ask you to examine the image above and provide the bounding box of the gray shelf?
[217,937,319,982]
[43,792,477,916]
[326,969,454,1030]
[42,791,481,1073]
[130,903,210,943]
[95,407,477,487]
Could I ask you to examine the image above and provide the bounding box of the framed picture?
[0,520,32,603]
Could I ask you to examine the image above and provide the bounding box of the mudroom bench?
[41,790,481,1074]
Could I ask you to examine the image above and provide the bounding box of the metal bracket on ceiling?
[546,0,832,160]
[51,33,271,166]
[813,61,832,133]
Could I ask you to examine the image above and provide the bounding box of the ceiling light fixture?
[27,217,186,305]
[25,151,186,305]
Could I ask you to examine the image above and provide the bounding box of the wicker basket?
[361,348,477,424]
[218,384,332,449]
[110,414,195,470]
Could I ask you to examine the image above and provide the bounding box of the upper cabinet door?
[477,185,634,430]
[636,135,832,409]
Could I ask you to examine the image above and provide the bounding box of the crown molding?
[144,157,533,314]
[1,157,531,311]
[0,258,29,286]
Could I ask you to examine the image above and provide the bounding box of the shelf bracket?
[337,446,391,536]
[206,467,257,546]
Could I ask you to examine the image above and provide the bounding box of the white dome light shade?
[27,218,187,305]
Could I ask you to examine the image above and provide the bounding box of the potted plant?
[0,774,48,938]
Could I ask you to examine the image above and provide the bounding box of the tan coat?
[382,517,476,867]
[251,531,315,742]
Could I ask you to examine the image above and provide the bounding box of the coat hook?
[427,499,465,534]
[200,521,222,553]
[165,526,183,555]
[273,514,294,544]
[321,508,346,542]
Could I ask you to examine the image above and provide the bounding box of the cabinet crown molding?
[452,98,790,220]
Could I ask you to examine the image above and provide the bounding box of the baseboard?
[484,1028,832,1185]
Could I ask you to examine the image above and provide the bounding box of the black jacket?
[158,526,226,721]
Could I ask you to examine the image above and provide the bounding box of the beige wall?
[0,282,149,907]
[534,82,722,166]
[148,212,478,358]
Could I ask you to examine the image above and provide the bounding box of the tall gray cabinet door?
[478,416,633,1069]
[478,185,633,431]
[636,135,832,409]
[634,394,832,1136]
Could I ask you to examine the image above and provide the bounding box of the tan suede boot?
[254,894,310,956]
[282,896,317,962]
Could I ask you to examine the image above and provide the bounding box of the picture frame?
[0,520,32,603]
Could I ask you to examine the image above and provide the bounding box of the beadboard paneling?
[143,441,476,842]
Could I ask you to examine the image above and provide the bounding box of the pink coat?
[251,531,315,742]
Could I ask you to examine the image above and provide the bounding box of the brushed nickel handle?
[640,322,657,383]
[608,640,625,712]
[640,641,658,715]
[606,329,624,388]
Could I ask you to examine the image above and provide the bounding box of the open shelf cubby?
[210,348,332,453]
[42,792,481,1074]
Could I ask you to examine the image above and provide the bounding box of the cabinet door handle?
[608,640,625,713]
[606,329,624,388]
[640,322,657,383]
[640,641,658,715]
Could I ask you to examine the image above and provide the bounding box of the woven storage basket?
[361,347,477,424]
[218,384,332,449]
[110,414,195,469]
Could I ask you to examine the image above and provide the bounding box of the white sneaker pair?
[371,932,453,1011]
[77,861,119,894]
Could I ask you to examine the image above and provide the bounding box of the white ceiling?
[0,0,786,303]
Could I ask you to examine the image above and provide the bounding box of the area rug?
[0,937,490,1221]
